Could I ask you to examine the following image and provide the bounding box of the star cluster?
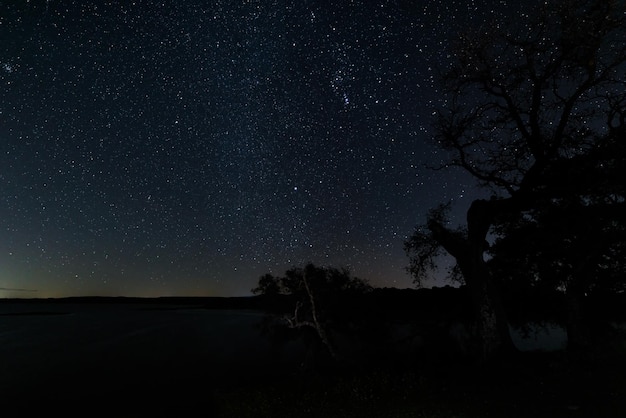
[1,1,520,297]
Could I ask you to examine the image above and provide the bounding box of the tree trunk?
[565,282,590,352]
[303,273,340,361]
[461,256,516,361]
[565,251,598,352]
[466,199,516,361]
[429,198,517,362]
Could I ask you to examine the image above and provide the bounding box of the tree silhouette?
[252,263,373,365]
[489,154,626,349]
[405,0,626,360]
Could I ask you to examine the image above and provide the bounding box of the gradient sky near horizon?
[1,0,530,298]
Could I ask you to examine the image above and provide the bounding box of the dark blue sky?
[1,0,525,297]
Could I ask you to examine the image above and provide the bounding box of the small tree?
[252,263,373,364]
[252,273,282,297]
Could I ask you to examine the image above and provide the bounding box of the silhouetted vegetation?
[405,0,626,361]
[490,184,626,350]
[252,263,382,369]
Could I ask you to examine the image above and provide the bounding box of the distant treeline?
[2,287,625,323]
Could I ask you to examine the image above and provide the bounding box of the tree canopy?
[252,263,373,363]
[405,0,626,359]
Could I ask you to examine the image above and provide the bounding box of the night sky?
[1,1,527,298]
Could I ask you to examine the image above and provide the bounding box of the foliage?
[491,198,626,295]
[404,0,626,357]
[433,0,626,196]
[252,263,375,365]
[252,263,373,313]
[404,203,466,287]
[407,0,626,285]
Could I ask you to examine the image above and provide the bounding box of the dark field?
[0,299,302,417]
[1,297,625,417]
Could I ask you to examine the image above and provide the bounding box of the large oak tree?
[405,0,626,360]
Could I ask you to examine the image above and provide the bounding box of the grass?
[214,342,626,418]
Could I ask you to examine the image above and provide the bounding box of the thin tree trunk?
[565,252,597,352]
[565,281,589,352]
[303,273,340,361]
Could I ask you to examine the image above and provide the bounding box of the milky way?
[1,1,526,297]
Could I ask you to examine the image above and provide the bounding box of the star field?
[1,1,523,297]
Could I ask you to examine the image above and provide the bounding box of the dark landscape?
[1,288,625,417]
[2,0,626,416]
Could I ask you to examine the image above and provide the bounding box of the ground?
[215,343,626,418]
